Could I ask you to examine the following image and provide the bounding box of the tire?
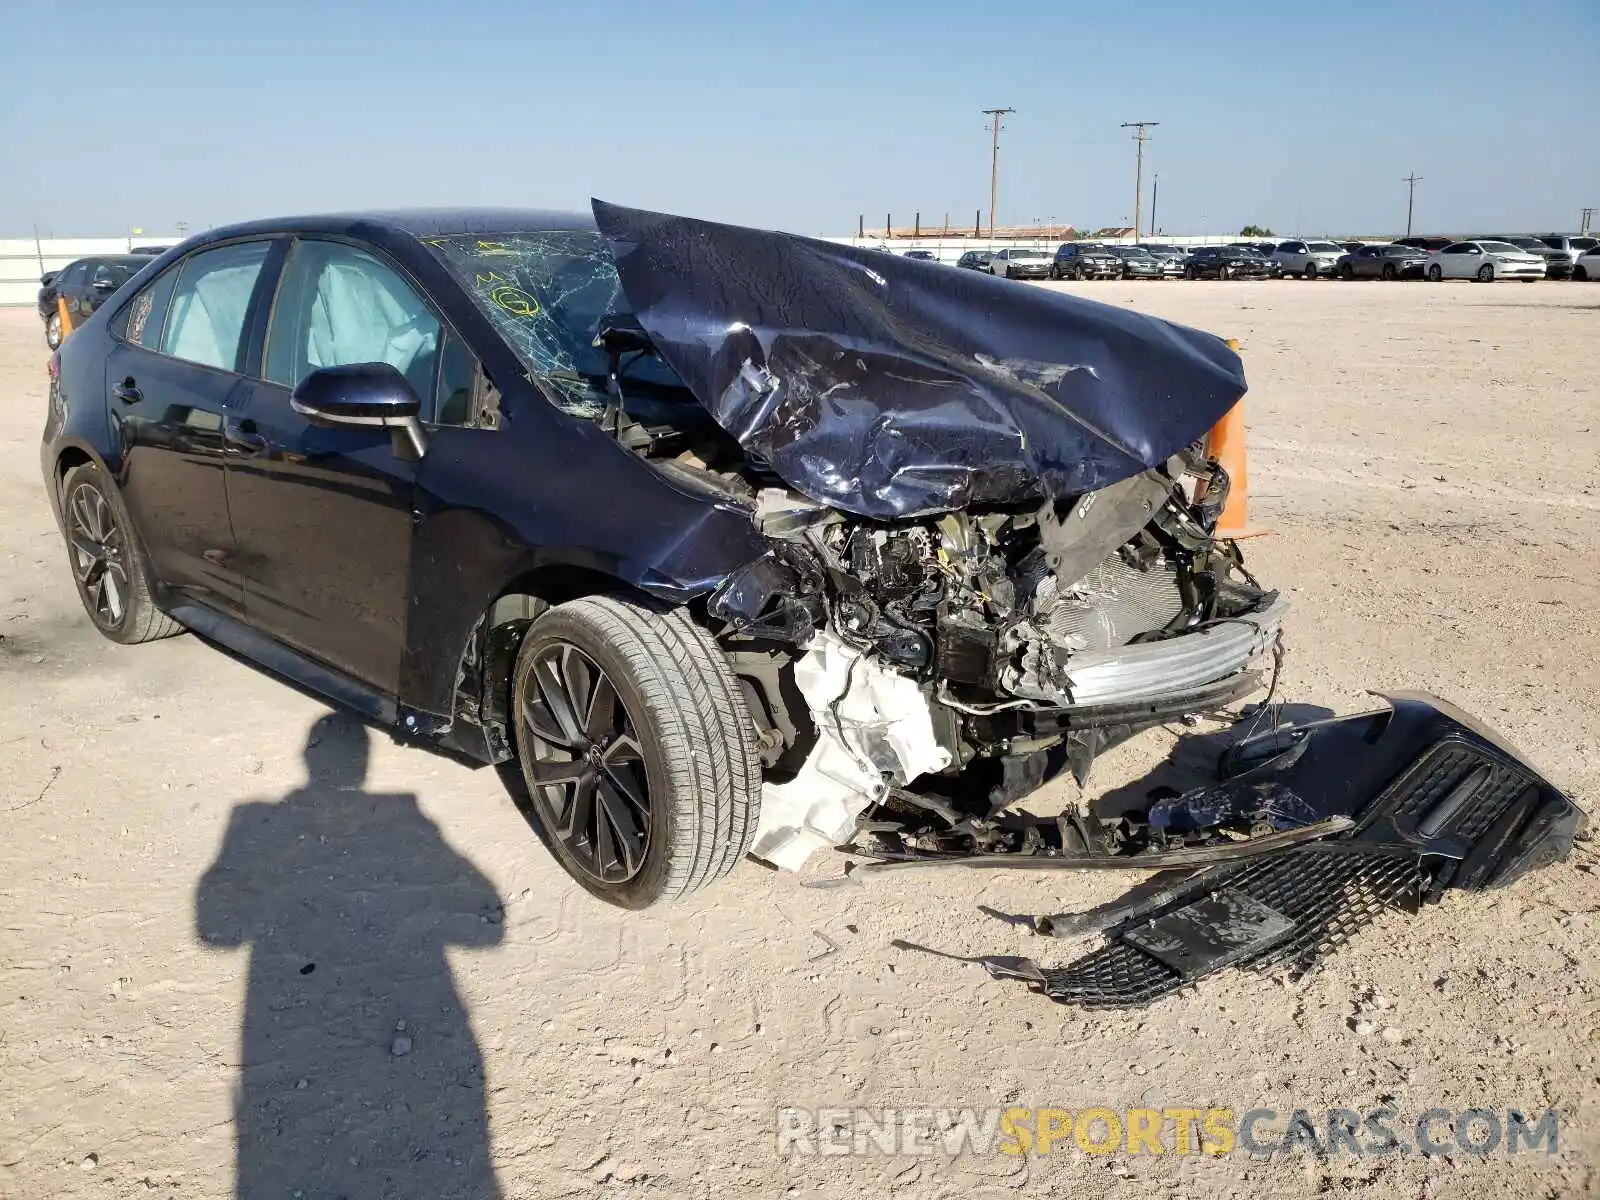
[59,462,182,644]
[1184,265,1197,280]
[1576,266,1589,281]
[510,594,760,909]
[1217,265,1232,281]
[1303,264,1318,280]
[1381,263,1397,281]
[1339,263,1354,281]
[1427,264,1442,282]
[1476,264,1493,283]
[45,310,62,350]
[1048,265,1060,280]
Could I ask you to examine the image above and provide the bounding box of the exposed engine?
[592,313,1285,861]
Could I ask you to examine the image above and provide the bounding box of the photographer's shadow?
[197,714,503,1199]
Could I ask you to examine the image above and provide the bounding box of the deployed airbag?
[593,200,1249,519]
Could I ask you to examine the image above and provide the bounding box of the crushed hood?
[593,199,1249,520]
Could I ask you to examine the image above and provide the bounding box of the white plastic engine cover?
[751,632,952,871]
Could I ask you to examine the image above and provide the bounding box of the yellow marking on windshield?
[489,285,539,318]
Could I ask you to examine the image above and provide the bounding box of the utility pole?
[1120,121,1159,241]
[1581,207,1595,235]
[982,107,1015,238]
[1403,173,1422,236]
[1150,173,1159,237]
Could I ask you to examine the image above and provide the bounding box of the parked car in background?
[1271,240,1345,279]
[1106,245,1163,279]
[1051,243,1122,279]
[1231,243,1285,277]
[1184,245,1273,280]
[956,250,993,272]
[1425,240,1545,282]
[38,255,149,350]
[902,249,939,263]
[1393,235,1454,254]
[1572,244,1600,280]
[1143,245,1188,277]
[1470,236,1572,279]
[130,245,172,256]
[1339,241,1367,253]
[1536,234,1598,266]
[990,248,1053,279]
[1335,243,1429,280]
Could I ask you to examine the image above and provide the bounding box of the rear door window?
[161,241,273,371]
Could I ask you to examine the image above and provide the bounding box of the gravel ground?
[1,279,1597,1199]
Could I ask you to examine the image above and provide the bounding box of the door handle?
[225,417,269,455]
[112,378,142,404]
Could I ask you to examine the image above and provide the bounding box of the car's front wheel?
[59,462,182,644]
[1381,263,1398,281]
[1303,264,1318,280]
[1476,264,1494,283]
[45,311,62,350]
[1577,266,1589,281]
[511,595,761,909]
[1427,264,1442,282]
[1339,263,1354,280]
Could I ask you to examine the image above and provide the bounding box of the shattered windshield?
[423,230,685,417]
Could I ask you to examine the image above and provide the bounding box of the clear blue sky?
[3,0,1596,238]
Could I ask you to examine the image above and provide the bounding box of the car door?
[55,261,89,329]
[105,240,275,614]
[1357,247,1381,277]
[1441,243,1474,278]
[222,236,449,694]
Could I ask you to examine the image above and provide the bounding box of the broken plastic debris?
[751,633,951,871]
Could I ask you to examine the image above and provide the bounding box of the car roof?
[64,254,150,268]
[197,207,599,245]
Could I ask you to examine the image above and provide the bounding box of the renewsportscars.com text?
[776,1105,1560,1159]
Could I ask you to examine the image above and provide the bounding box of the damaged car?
[41,202,1578,926]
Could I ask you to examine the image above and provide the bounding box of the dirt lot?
[2,280,1597,1199]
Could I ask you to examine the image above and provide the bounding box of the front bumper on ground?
[989,693,1589,1008]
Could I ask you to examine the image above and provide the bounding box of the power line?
[1120,122,1159,241]
[982,107,1016,239]
[1403,173,1422,236]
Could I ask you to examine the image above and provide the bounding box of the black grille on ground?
[1039,846,1421,1008]
[1030,735,1540,1008]
[1367,737,1538,843]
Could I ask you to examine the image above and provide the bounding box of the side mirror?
[93,279,117,291]
[41,272,56,286]
[290,363,428,458]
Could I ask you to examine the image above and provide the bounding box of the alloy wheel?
[519,642,651,884]
[1477,264,1493,282]
[46,312,62,350]
[67,483,130,627]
